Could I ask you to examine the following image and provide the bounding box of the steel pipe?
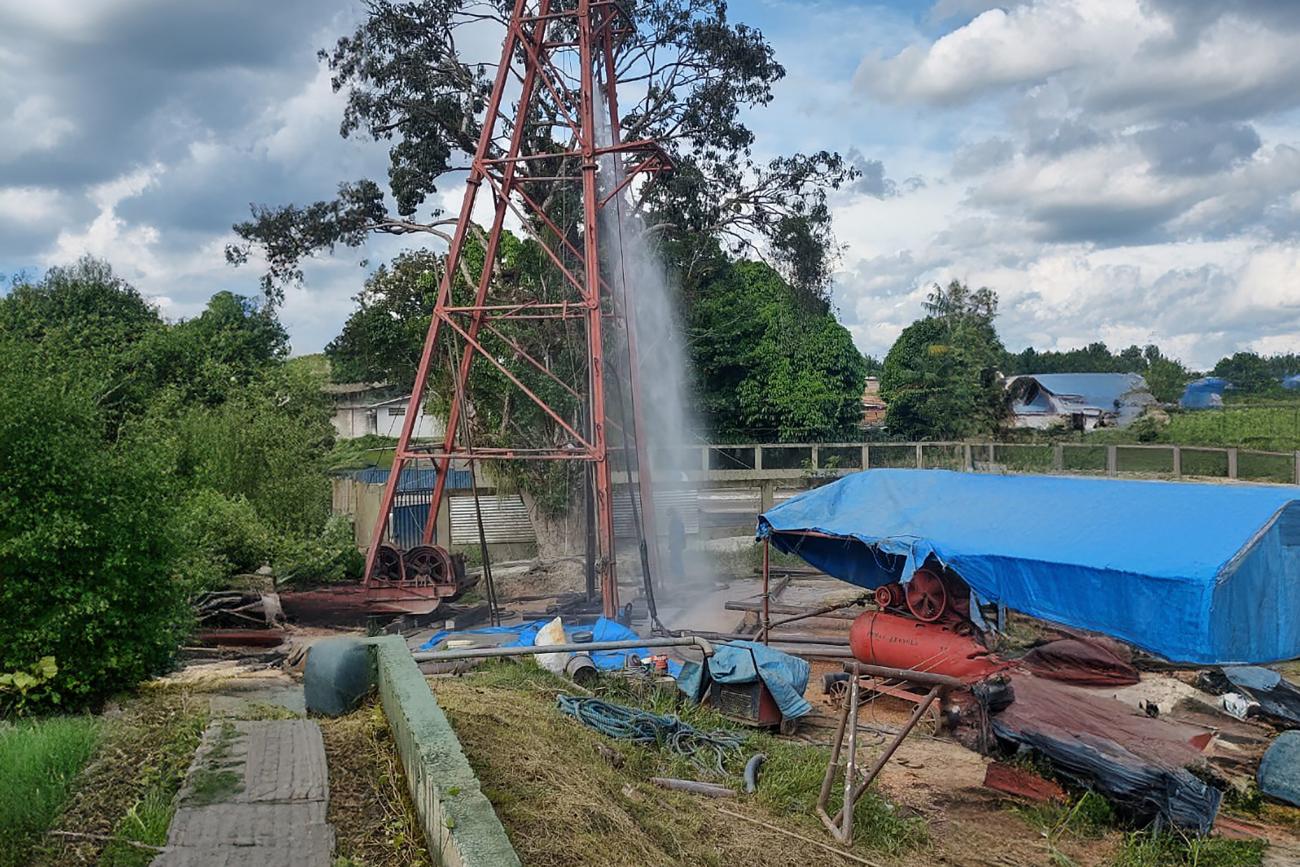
[412,635,715,662]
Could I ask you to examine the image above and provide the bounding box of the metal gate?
[390,488,433,549]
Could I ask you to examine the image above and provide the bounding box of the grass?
[328,434,398,470]
[428,660,926,867]
[1113,830,1265,867]
[0,715,102,867]
[185,720,245,807]
[319,700,431,867]
[31,686,206,867]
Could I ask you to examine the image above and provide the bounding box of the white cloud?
[44,165,165,281]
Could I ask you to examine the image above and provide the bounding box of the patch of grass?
[186,721,244,806]
[428,660,927,866]
[0,715,102,867]
[1113,830,1265,867]
[30,686,206,867]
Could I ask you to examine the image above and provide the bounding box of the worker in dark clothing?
[666,507,685,580]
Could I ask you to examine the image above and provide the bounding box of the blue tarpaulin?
[757,469,1300,665]
[417,617,682,675]
[677,641,812,719]
[1180,377,1230,409]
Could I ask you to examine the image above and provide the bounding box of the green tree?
[0,341,188,712]
[689,259,866,441]
[226,0,855,304]
[1213,351,1275,393]
[325,251,440,387]
[880,281,1005,439]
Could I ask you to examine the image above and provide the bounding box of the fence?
[690,441,1300,486]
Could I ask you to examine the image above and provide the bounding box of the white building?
[326,382,445,440]
[1006,373,1155,431]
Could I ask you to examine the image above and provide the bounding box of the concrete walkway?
[150,719,334,867]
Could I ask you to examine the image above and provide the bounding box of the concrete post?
[1172,446,1182,478]
[701,447,711,471]
[862,444,870,470]
[760,481,776,513]
[1295,451,1300,485]
[1106,445,1118,476]
[1228,448,1238,479]
[754,445,763,471]
[988,443,996,465]
[1052,444,1064,472]
[915,443,924,469]
[963,443,972,472]
[811,445,820,470]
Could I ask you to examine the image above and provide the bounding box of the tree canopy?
[880,280,1005,440]
[688,259,866,441]
[227,0,855,304]
[0,259,349,712]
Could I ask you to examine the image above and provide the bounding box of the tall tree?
[325,250,441,387]
[226,0,855,303]
[688,259,866,441]
[880,281,1005,439]
[1213,351,1275,393]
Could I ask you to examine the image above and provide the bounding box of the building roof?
[1009,373,1149,412]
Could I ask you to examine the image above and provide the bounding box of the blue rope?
[556,695,744,775]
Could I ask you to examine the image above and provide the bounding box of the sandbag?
[304,638,374,717]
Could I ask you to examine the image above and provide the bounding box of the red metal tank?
[849,611,1008,682]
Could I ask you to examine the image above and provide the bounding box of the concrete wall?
[371,636,520,867]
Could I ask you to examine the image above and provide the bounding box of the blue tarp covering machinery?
[758,469,1300,665]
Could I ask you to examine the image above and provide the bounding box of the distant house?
[861,376,887,427]
[325,382,445,440]
[1180,377,1231,410]
[1006,373,1155,431]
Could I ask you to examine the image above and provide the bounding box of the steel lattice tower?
[362,0,670,617]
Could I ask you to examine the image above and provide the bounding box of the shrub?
[273,515,364,586]
[173,489,273,591]
[0,348,188,712]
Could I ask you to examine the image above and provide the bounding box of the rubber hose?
[743,753,767,794]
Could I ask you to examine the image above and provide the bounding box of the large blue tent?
[757,469,1300,664]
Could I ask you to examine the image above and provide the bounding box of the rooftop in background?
[1007,372,1153,430]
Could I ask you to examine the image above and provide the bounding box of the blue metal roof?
[1017,373,1148,410]
[345,466,472,491]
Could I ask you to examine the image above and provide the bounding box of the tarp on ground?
[417,617,683,675]
[676,641,812,719]
[756,469,1300,665]
[1180,376,1230,409]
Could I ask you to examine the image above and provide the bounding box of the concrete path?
[150,719,334,867]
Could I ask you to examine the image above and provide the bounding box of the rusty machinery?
[359,0,673,620]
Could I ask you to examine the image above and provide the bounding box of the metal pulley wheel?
[905,568,948,622]
[404,545,452,584]
[874,583,903,609]
[374,544,405,582]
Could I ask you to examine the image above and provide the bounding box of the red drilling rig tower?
[360,0,670,619]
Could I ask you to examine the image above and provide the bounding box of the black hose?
[743,753,767,794]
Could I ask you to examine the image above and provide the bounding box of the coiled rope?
[556,695,745,776]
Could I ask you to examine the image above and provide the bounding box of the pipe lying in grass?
[650,777,735,798]
[743,753,766,794]
[412,635,716,662]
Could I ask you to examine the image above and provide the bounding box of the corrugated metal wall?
[612,486,700,536]
[449,494,535,544]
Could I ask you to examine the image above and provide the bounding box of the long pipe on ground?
[412,635,715,662]
[678,630,851,646]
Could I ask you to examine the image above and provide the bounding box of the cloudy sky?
[2,0,1299,369]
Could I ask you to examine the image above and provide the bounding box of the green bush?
[0,349,188,712]
[173,489,273,591]
[273,514,364,586]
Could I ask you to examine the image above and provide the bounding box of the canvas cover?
[757,469,1300,664]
